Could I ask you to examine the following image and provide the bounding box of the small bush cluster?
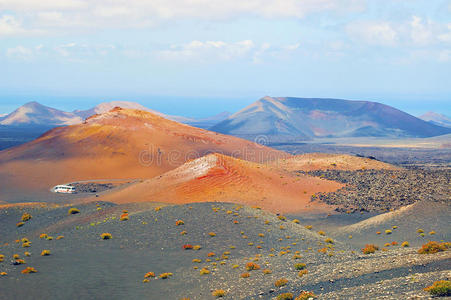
[275,278,288,287]
[175,220,184,226]
[262,269,272,274]
[240,272,250,278]
[305,225,313,230]
[0,254,4,262]
[159,272,173,279]
[246,262,260,271]
[212,289,226,297]
[298,269,308,277]
[401,241,409,247]
[40,250,51,256]
[295,291,316,300]
[68,208,80,215]
[277,293,294,300]
[21,213,32,222]
[21,267,37,274]
[208,232,216,237]
[362,244,379,254]
[324,238,334,244]
[183,244,193,250]
[16,222,25,227]
[418,241,449,254]
[424,280,451,296]
[100,233,112,240]
[385,230,392,235]
[199,268,210,275]
[0,272,7,276]
[294,263,306,270]
[144,272,155,278]
[120,213,129,221]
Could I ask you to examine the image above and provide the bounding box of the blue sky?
[1,0,451,117]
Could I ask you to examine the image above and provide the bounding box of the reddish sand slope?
[0,108,289,201]
[270,153,399,172]
[100,153,344,214]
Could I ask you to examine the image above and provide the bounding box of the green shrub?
[424,280,451,296]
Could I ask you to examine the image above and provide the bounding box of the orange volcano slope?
[270,153,399,172]
[100,153,344,214]
[0,108,289,199]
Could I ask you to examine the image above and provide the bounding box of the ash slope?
[99,153,343,214]
[211,96,451,142]
[0,202,449,300]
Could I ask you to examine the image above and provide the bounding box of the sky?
[1,0,451,117]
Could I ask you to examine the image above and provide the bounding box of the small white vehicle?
[53,185,76,194]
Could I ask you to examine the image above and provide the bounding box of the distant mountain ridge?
[0,101,82,126]
[0,101,230,128]
[418,111,451,128]
[210,96,451,142]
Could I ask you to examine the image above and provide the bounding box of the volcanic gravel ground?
[304,169,450,212]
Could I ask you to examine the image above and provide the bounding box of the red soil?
[100,153,344,214]
[0,108,289,200]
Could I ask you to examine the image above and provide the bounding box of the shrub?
[401,241,409,247]
[376,231,381,235]
[21,213,32,222]
[24,252,31,257]
[294,263,306,270]
[298,269,308,277]
[40,250,51,256]
[295,291,316,300]
[0,254,4,262]
[362,244,379,254]
[68,208,80,215]
[277,293,294,300]
[120,213,129,221]
[13,254,20,259]
[212,289,226,297]
[39,234,48,239]
[292,219,300,224]
[325,238,334,244]
[159,272,173,279]
[56,236,64,240]
[275,278,288,287]
[22,242,31,248]
[429,231,436,235]
[246,262,260,271]
[418,241,449,254]
[385,230,392,235]
[241,272,250,278]
[193,245,202,250]
[175,220,184,226]
[207,252,216,257]
[278,215,287,221]
[305,225,313,230]
[384,243,391,247]
[0,272,7,276]
[16,222,25,227]
[424,280,451,296]
[317,231,325,236]
[144,272,155,278]
[208,232,216,237]
[14,259,26,265]
[47,236,53,240]
[263,269,272,274]
[391,241,398,246]
[183,244,193,250]
[21,267,37,274]
[417,229,424,233]
[199,268,210,275]
[100,233,112,240]
[392,226,398,229]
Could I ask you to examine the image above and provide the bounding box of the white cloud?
[0,15,26,36]
[0,0,365,34]
[438,50,451,62]
[6,45,33,59]
[158,40,255,62]
[346,16,451,48]
[346,21,398,46]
